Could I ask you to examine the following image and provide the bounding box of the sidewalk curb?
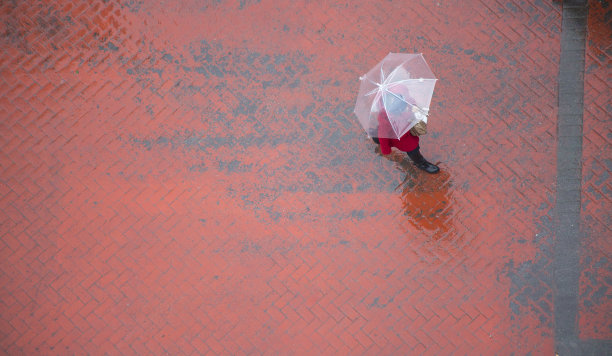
[553,1,611,354]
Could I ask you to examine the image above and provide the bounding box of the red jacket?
[378,110,419,154]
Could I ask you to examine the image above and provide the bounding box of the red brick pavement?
[579,0,611,340]
[0,0,607,355]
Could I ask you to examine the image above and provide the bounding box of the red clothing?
[378,110,419,154]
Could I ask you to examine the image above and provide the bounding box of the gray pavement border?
[554,1,612,355]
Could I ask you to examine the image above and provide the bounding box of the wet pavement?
[0,0,610,355]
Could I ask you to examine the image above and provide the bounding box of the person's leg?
[371,137,380,144]
[406,146,439,173]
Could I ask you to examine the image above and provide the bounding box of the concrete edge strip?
[554,1,610,355]
[554,0,584,354]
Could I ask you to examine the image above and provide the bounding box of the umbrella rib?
[380,55,387,83]
[363,76,382,96]
[369,90,383,112]
[407,102,429,116]
[390,78,437,83]
[364,87,380,96]
[384,89,429,116]
[383,65,407,85]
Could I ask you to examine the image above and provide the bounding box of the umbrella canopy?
[354,53,437,139]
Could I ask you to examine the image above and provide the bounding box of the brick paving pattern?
[579,0,611,342]
[0,0,609,355]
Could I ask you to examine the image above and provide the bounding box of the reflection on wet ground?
[371,141,464,267]
[397,166,453,237]
[374,144,455,240]
[376,148,461,263]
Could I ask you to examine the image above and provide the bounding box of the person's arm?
[380,138,392,155]
[378,111,392,155]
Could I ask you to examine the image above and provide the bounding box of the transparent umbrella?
[354,53,437,139]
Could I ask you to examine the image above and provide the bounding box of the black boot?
[407,147,439,174]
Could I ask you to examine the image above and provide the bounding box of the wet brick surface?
[0,0,609,354]
[579,0,611,341]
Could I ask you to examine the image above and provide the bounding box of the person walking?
[372,91,439,174]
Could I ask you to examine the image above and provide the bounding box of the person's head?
[383,91,408,115]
